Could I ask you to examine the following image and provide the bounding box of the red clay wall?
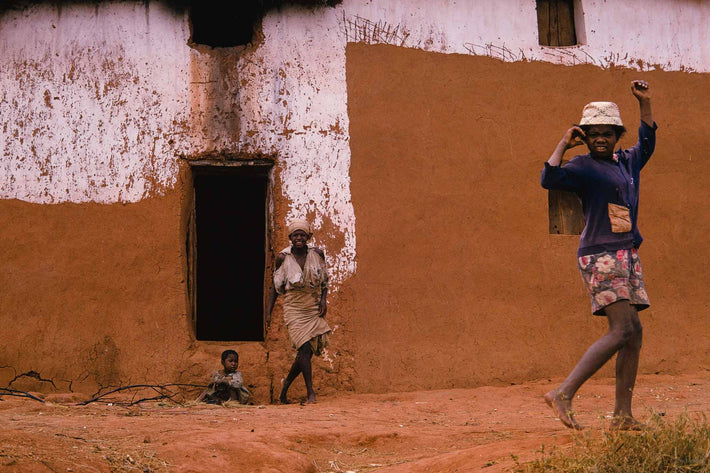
[1,42,707,399]
[0,183,189,393]
[0,165,279,400]
[344,43,709,393]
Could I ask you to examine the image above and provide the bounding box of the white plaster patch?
[235,8,356,285]
[334,0,709,71]
[0,2,191,203]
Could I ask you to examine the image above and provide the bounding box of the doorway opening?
[187,160,273,341]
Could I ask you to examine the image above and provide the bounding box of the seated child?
[198,349,250,405]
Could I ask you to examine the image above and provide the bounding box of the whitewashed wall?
[0,2,191,203]
[1,0,708,283]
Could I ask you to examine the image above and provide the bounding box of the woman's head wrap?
[287,218,312,236]
[579,101,624,127]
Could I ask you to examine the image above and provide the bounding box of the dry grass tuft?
[103,449,170,473]
[515,412,710,473]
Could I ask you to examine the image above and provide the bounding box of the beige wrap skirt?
[282,287,330,355]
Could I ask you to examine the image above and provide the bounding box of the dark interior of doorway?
[193,166,269,341]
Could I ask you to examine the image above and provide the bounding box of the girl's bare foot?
[609,416,646,431]
[279,378,289,404]
[544,390,583,430]
[306,393,317,404]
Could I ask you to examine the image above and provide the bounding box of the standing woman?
[541,80,656,430]
[266,218,331,404]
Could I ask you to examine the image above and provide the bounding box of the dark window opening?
[189,1,263,47]
[548,189,585,235]
[188,1,344,47]
[536,0,578,46]
[188,163,271,341]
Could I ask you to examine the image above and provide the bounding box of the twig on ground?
[79,383,205,406]
[129,395,174,405]
[0,387,45,403]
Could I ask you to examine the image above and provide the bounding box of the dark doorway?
[189,162,271,341]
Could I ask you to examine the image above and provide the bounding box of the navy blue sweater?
[541,121,657,256]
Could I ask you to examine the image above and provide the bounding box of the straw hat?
[579,102,623,127]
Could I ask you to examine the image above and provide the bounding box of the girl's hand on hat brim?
[563,126,586,149]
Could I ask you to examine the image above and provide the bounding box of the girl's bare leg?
[609,304,643,429]
[545,300,641,429]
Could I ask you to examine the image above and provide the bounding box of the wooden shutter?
[537,0,577,46]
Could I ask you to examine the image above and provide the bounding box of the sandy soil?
[1,372,708,473]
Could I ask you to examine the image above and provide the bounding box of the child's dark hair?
[221,349,238,362]
[579,124,627,140]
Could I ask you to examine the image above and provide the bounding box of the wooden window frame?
[536,0,585,47]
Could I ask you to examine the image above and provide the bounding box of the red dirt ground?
[1,371,708,472]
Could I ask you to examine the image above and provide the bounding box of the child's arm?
[196,372,221,402]
[216,376,231,387]
[230,372,250,404]
[541,133,586,193]
[628,80,656,170]
[228,372,244,388]
[631,80,653,127]
[547,126,586,167]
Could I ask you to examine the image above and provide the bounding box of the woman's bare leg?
[280,357,302,404]
[298,344,316,403]
[280,343,315,404]
[545,300,641,429]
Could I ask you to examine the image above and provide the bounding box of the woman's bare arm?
[265,253,286,327]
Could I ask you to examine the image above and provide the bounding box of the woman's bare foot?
[279,378,289,404]
[609,416,646,431]
[544,390,583,430]
[306,393,317,404]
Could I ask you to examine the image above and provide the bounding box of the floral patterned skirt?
[577,248,650,315]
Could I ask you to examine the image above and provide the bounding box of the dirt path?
[1,372,708,472]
